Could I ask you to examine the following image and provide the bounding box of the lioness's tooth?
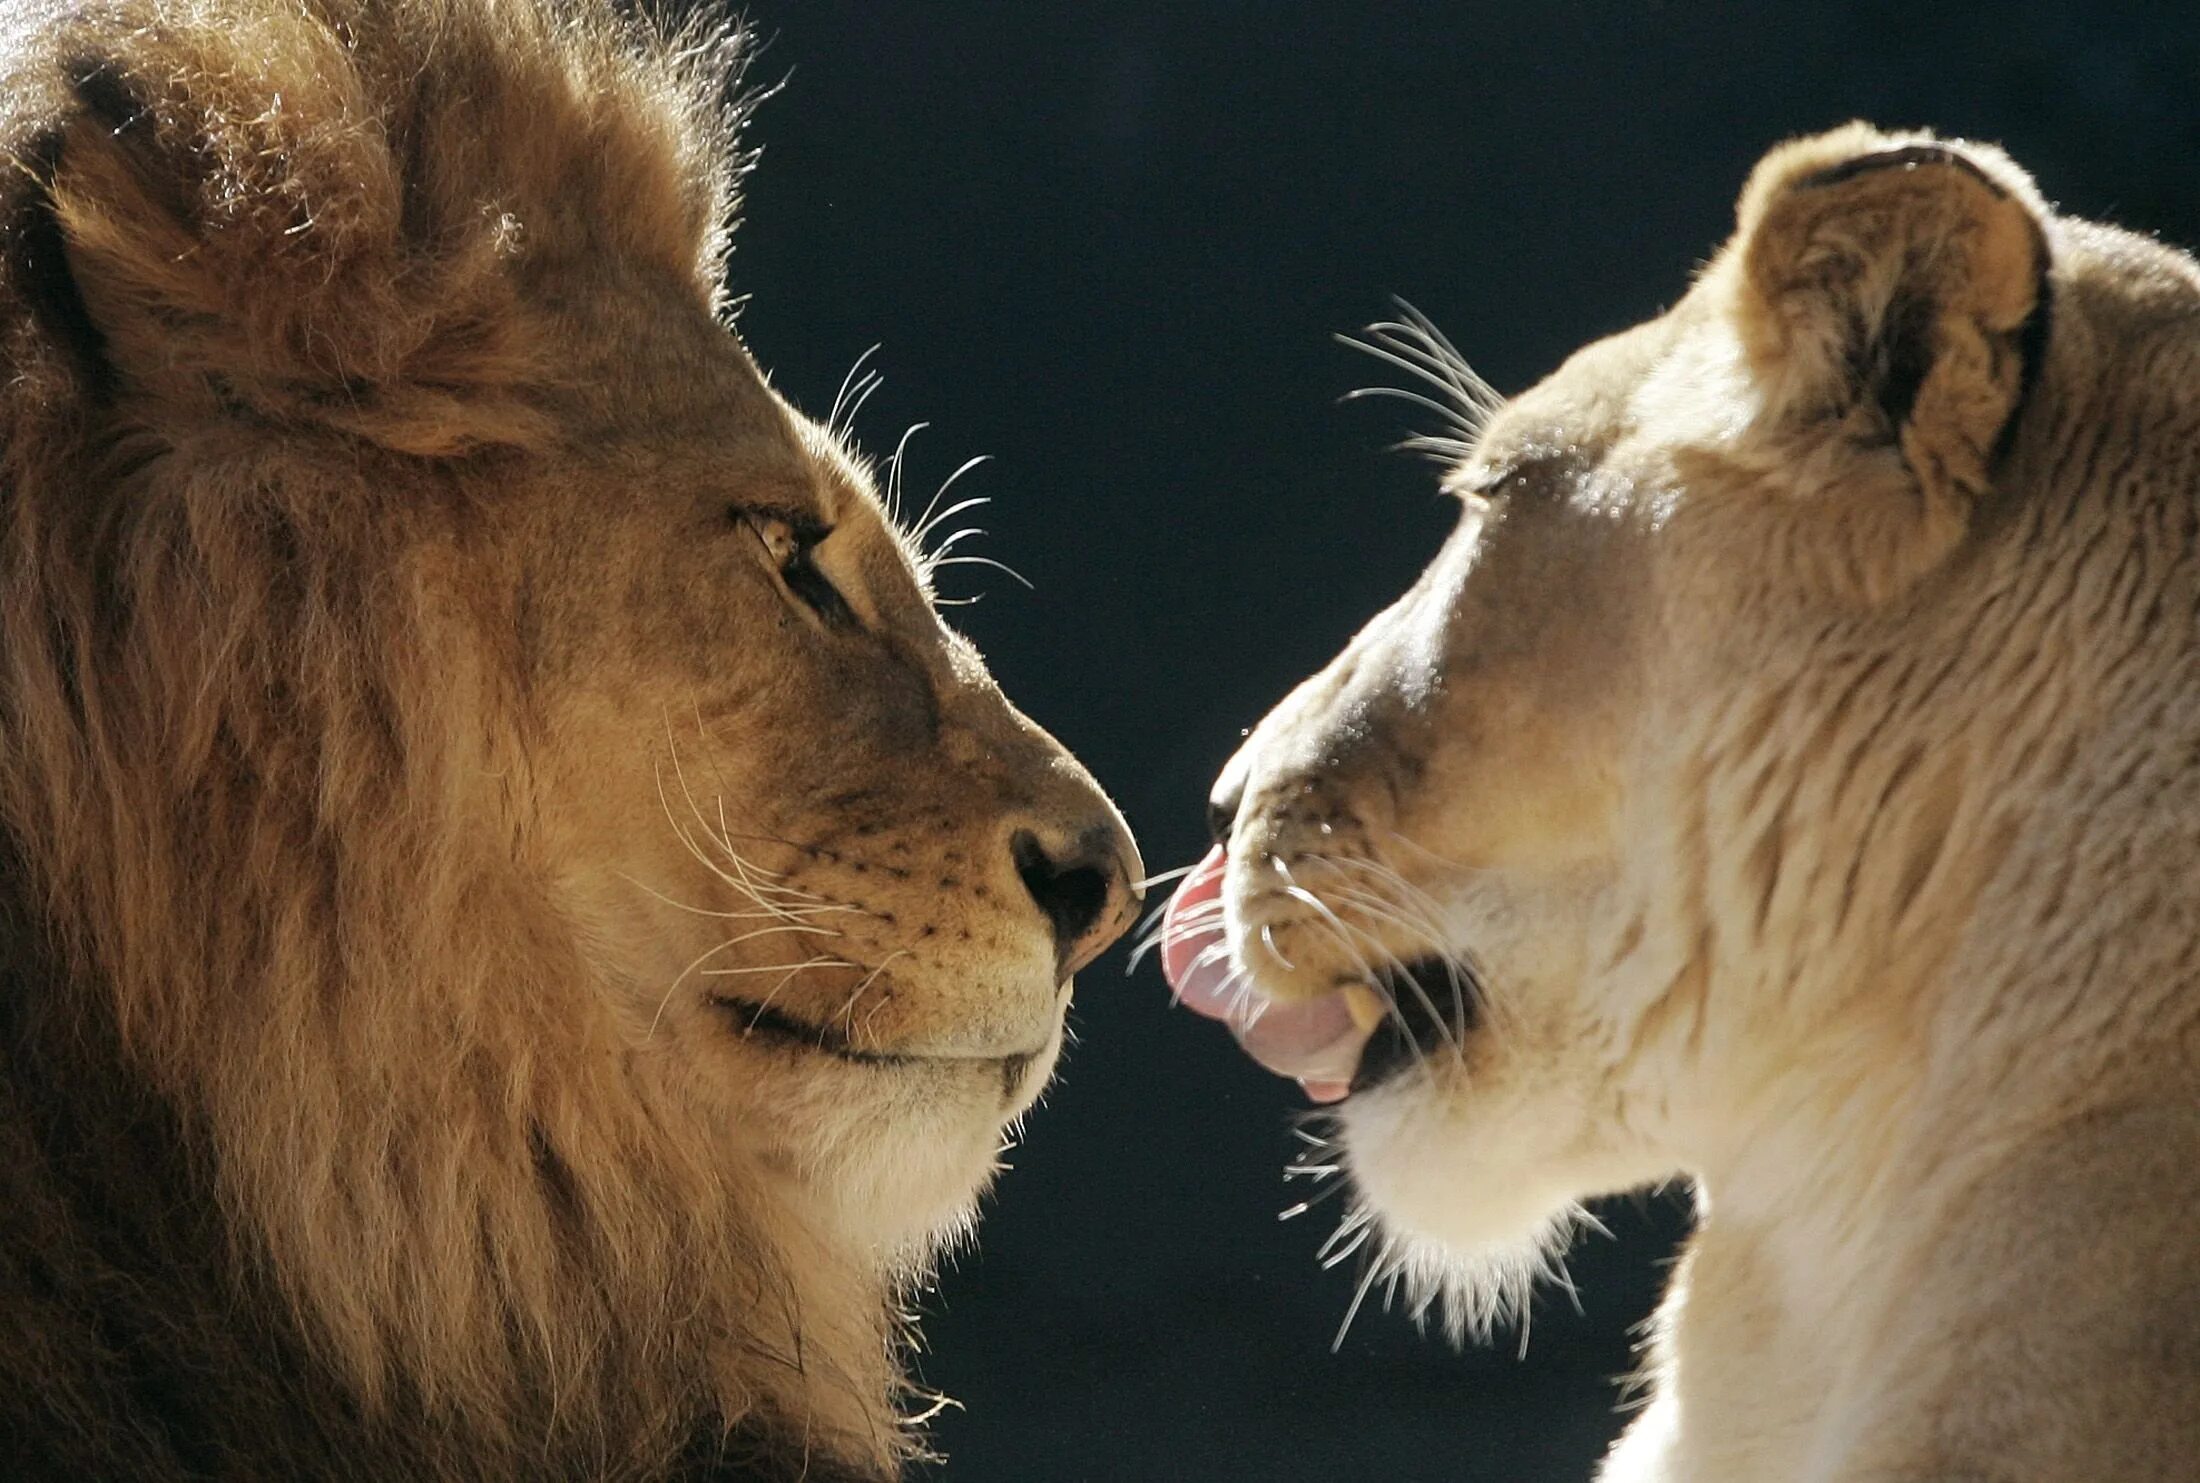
[1343,983,1386,1033]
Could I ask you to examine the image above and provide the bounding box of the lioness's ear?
[1723,124,2051,601]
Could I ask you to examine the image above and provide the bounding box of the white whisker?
[928,554,1034,590]
[1336,298,1505,467]
[885,421,932,528]
[825,342,881,436]
[908,475,992,552]
[703,955,848,978]
[1331,1238,1395,1350]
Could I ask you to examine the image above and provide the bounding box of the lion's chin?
[793,1038,1066,1258]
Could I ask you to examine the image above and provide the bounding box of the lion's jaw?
[524,404,1133,1262]
[0,0,1142,1472]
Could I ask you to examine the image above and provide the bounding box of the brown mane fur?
[0,2,902,1476]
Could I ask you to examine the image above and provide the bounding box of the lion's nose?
[1011,821,1142,981]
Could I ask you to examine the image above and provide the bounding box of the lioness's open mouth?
[1158,846,1469,1101]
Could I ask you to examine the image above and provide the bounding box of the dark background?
[726,6,2200,1480]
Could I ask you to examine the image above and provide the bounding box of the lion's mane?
[0,3,892,1477]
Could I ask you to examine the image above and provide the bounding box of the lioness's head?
[0,0,1135,1470]
[1165,125,2193,1322]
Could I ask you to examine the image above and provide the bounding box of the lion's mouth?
[1159,846,1474,1101]
[706,995,1051,1086]
[708,995,914,1065]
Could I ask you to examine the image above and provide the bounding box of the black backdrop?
[724,5,2200,1480]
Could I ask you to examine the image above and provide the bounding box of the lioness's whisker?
[1121,892,1180,973]
[1396,432,1479,462]
[1339,383,1480,439]
[1321,859,1499,1041]
[1331,1237,1396,1351]
[1318,1208,1375,1266]
[1281,882,1458,1061]
[1336,300,1505,471]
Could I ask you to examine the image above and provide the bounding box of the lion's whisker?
[825,342,881,437]
[836,949,913,1016]
[702,955,849,978]
[883,420,931,528]
[619,872,855,924]
[907,474,990,554]
[927,554,1035,590]
[647,931,759,1040]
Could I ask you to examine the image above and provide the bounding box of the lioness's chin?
[1334,1072,1602,1337]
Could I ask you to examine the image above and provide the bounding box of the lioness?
[1163,125,2200,1480]
[0,0,1137,1478]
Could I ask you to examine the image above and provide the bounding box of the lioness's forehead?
[1449,310,1707,494]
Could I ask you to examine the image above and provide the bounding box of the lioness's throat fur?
[0,0,1138,1477]
[1185,124,2200,1481]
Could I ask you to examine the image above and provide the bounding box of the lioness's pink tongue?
[1160,846,1371,1091]
[1158,846,1244,1023]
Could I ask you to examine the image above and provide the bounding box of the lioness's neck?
[1650,967,2200,1480]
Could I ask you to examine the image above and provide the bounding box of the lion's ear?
[34,17,545,453]
[44,22,411,405]
[1721,124,2051,601]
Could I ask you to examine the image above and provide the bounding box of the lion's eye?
[735,508,852,624]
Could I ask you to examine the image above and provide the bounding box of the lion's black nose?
[1011,824,1139,979]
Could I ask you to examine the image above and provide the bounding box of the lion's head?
[0,0,1137,1475]
[1164,124,2200,1341]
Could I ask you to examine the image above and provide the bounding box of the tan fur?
[1211,127,2200,1479]
[0,2,1137,1477]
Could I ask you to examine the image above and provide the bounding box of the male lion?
[0,1,1139,1478]
[1162,126,2200,1480]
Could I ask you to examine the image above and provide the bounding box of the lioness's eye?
[735,507,852,624]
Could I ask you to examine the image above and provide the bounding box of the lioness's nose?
[1011,819,1142,980]
[1207,747,1250,844]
